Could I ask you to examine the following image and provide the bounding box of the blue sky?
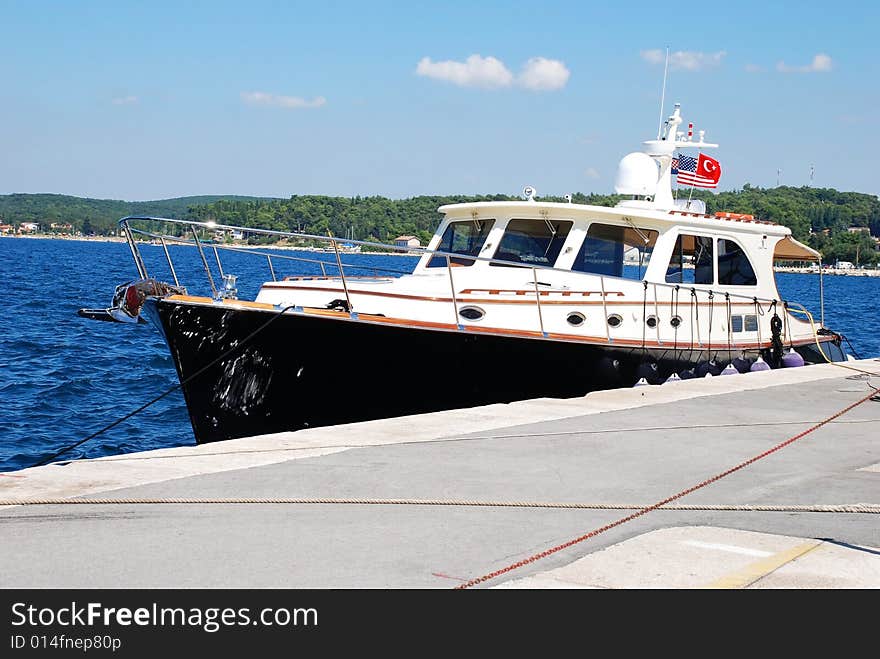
[1,1,877,201]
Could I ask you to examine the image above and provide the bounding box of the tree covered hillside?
[2,186,878,265]
[0,194,279,234]
[188,187,880,265]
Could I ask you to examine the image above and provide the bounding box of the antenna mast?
[657,47,670,139]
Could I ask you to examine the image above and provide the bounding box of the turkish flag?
[697,153,722,185]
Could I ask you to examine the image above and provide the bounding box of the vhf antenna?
[657,47,670,139]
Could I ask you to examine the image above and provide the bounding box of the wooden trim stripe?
[261,283,450,303]
[282,275,391,281]
[166,294,275,310]
[460,289,625,297]
[161,295,834,351]
[259,283,791,309]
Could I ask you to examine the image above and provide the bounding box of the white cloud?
[641,49,726,71]
[518,57,570,91]
[584,167,600,179]
[416,54,513,89]
[416,54,570,91]
[112,95,138,105]
[776,53,832,73]
[240,91,327,109]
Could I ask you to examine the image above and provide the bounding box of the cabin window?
[427,219,495,267]
[490,219,573,268]
[730,314,759,333]
[717,239,757,286]
[566,312,586,327]
[665,234,714,284]
[458,306,485,321]
[571,223,659,279]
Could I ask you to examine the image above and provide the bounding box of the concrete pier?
[1,359,878,588]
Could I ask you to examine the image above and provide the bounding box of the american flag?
[676,153,721,188]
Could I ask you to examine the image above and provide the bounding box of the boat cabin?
[412,199,818,305]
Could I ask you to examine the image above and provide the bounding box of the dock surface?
[2,359,878,589]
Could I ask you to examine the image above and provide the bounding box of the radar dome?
[614,152,658,196]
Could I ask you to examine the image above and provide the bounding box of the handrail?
[159,236,179,287]
[118,215,806,310]
[124,223,409,277]
[123,222,149,279]
[599,275,610,343]
[266,254,277,282]
[119,216,840,352]
[446,255,460,328]
[532,268,546,336]
[189,223,217,298]
[330,233,354,314]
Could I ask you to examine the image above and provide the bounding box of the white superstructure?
[253,104,821,353]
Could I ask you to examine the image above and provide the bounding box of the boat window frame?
[568,219,659,280]
[424,217,497,268]
[662,231,760,288]
[716,237,758,287]
[488,217,575,269]
[664,231,717,285]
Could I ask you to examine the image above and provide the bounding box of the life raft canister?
[715,212,755,221]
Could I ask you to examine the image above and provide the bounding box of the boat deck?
[1,359,878,588]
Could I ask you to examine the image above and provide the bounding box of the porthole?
[607,314,623,328]
[670,315,682,328]
[566,312,586,327]
[458,306,485,321]
[646,315,658,328]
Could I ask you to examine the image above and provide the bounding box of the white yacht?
[82,103,847,444]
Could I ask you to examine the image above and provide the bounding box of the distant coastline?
[0,233,414,256]
[2,233,127,243]
[774,265,880,277]
[4,233,878,273]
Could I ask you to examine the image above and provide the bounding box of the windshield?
[427,219,495,267]
[573,222,658,279]
[490,219,573,268]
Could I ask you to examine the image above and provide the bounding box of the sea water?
[1,237,877,471]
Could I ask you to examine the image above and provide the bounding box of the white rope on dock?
[0,498,877,513]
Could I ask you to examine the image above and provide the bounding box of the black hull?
[146,299,846,444]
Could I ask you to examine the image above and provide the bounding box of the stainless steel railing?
[119,215,824,351]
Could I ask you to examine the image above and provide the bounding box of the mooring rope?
[725,292,733,365]
[794,305,880,380]
[641,280,648,353]
[671,284,680,357]
[27,304,298,469]
[707,289,715,353]
[0,498,876,512]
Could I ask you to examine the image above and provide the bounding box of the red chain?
[455,386,878,589]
